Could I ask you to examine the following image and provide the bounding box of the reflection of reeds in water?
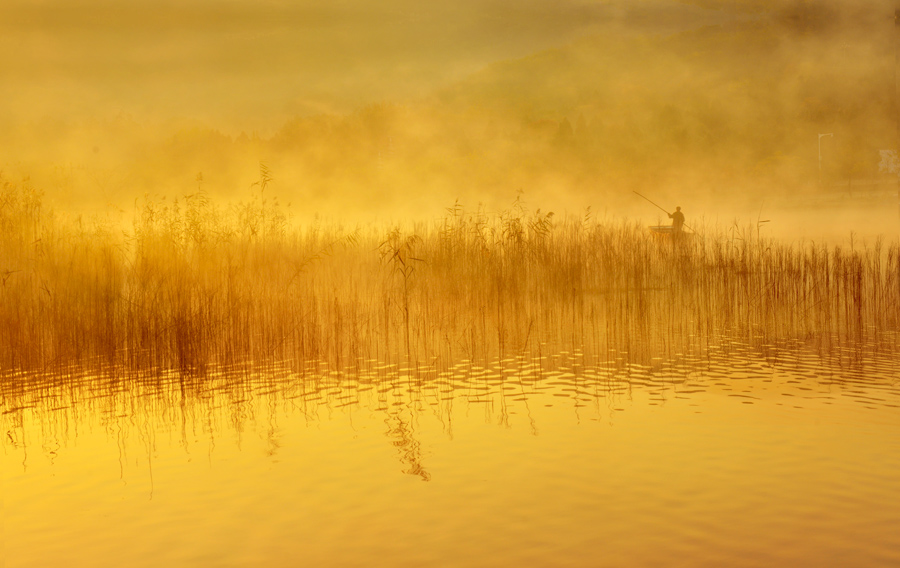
[5,342,898,480]
[1,177,899,376]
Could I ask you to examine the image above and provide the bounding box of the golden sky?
[1,0,738,128]
[2,0,896,229]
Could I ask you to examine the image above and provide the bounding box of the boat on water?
[648,225,695,239]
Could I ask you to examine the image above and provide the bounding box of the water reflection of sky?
[4,337,899,567]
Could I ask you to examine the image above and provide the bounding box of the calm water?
[4,337,900,567]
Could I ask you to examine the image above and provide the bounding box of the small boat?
[648,226,694,239]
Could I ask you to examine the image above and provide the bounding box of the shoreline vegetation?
[2,176,899,377]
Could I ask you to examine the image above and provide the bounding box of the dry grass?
[1,176,899,377]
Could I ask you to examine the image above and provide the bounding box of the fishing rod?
[633,191,670,216]
[632,190,696,233]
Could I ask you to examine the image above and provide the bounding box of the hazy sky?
[1,0,738,130]
[1,0,895,235]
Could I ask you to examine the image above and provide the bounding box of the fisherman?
[668,206,685,232]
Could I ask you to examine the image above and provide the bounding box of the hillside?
[435,10,897,189]
[3,1,898,220]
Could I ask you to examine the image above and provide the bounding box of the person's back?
[669,206,685,232]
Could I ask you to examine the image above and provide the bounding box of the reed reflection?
[3,332,898,478]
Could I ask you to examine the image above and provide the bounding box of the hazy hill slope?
[434,12,896,187]
[4,1,897,220]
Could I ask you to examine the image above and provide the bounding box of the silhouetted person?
[669,206,685,232]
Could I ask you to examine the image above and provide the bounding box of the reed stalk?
[1,175,898,377]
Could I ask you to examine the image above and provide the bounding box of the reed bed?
[1,176,899,377]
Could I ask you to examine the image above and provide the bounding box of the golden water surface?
[4,336,899,567]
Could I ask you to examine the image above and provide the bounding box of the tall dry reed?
[1,175,898,377]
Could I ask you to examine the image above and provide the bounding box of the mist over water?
[3,0,897,239]
[3,1,900,567]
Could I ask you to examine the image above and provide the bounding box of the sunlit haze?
[3,0,897,235]
[4,3,900,567]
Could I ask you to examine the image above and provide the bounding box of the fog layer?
[1,0,898,240]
